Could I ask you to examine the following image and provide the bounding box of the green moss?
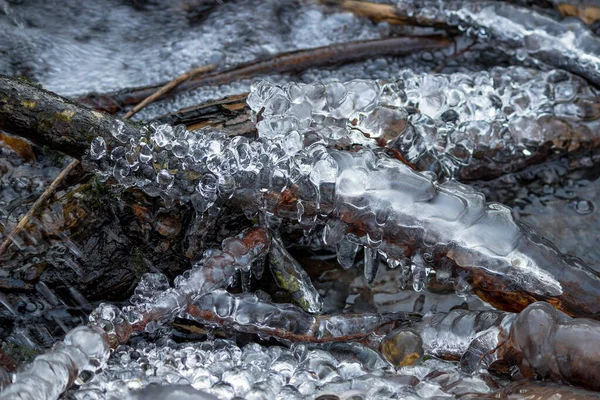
[274,270,301,293]
[14,75,42,88]
[2,341,41,365]
[131,247,148,277]
[79,177,111,210]
[54,109,76,123]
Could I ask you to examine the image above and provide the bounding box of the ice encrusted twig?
[114,227,270,339]
[81,75,600,319]
[508,301,600,391]
[76,36,451,114]
[378,302,600,390]
[327,0,600,86]
[0,325,110,400]
[249,67,600,180]
[0,228,269,400]
[187,289,415,343]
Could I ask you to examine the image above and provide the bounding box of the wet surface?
[0,0,599,399]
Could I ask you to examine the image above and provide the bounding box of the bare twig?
[319,0,409,25]
[432,39,478,73]
[0,159,80,257]
[123,64,216,119]
[78,36,452,113]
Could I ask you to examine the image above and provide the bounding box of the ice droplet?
[89,137,106,160]
[336,236,360,270]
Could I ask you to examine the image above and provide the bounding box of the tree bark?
[0,76,137,159]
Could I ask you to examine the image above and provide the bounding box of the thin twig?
[0,159,80,257]
[79,36,452,113]
[319,0,408,25]
[123,64,216,119]
[433,39,478,73]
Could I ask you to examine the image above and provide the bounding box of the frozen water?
[61,334,500,399]
[82,66,599,305]
[249,67,600,179]
[390,0,600,86]
[2,1,600,399]
[0,0,385,97]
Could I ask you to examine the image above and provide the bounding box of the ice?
[126,385,218,400]
[110,120,130,144]
[89,137,107,161]
[336,168,369,197]
[336,236,360,270]
[112,159,130,181]
[151,124,174,148]
[410,254,428,293]
[129,273,170,306]
[574,199,594,215]
[355,106,408,142]
[64,62,600,400]
[309,157,338,188]
[0,326,109,400]
[363,247,379,284]
[63,326,111,370]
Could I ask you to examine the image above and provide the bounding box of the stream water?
[0,0,599,399]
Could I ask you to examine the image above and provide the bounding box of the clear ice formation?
[187,289,410,343]
[83,70,600,319]
[0,228,269,400]
[379,303,600,391]
[116,227,269,335]
[0,326,110,400]
[68,337,499,399]
[412,309,516,362]
[509,301,600,391]
[390,0,600,86]
[247,66,600,180]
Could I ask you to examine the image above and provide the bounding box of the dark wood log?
[0,76,138,159]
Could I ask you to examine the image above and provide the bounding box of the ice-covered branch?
[0,326,110,400]
[381,302,600,390]
[83,76,600,319]
[187,289,414,343]
[509,301,600,391]
[329,0,600,86]
[249,67,600,180]
[113,227,270,339]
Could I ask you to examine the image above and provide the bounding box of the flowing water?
[0,0,599,399]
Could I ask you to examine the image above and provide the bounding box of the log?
[0,76,137,159]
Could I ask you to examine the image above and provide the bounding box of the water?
[1,0,600,399]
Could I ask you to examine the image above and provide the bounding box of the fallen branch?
[187,289,415,343]
[5,79,600,319]
[324,0,600,86]
[77,36,452,113]
[153,92,254,134]
[0,76,138,158]
[123,64,216,119]
[0,159,80,257]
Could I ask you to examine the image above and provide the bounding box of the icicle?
[363,247,379,284]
